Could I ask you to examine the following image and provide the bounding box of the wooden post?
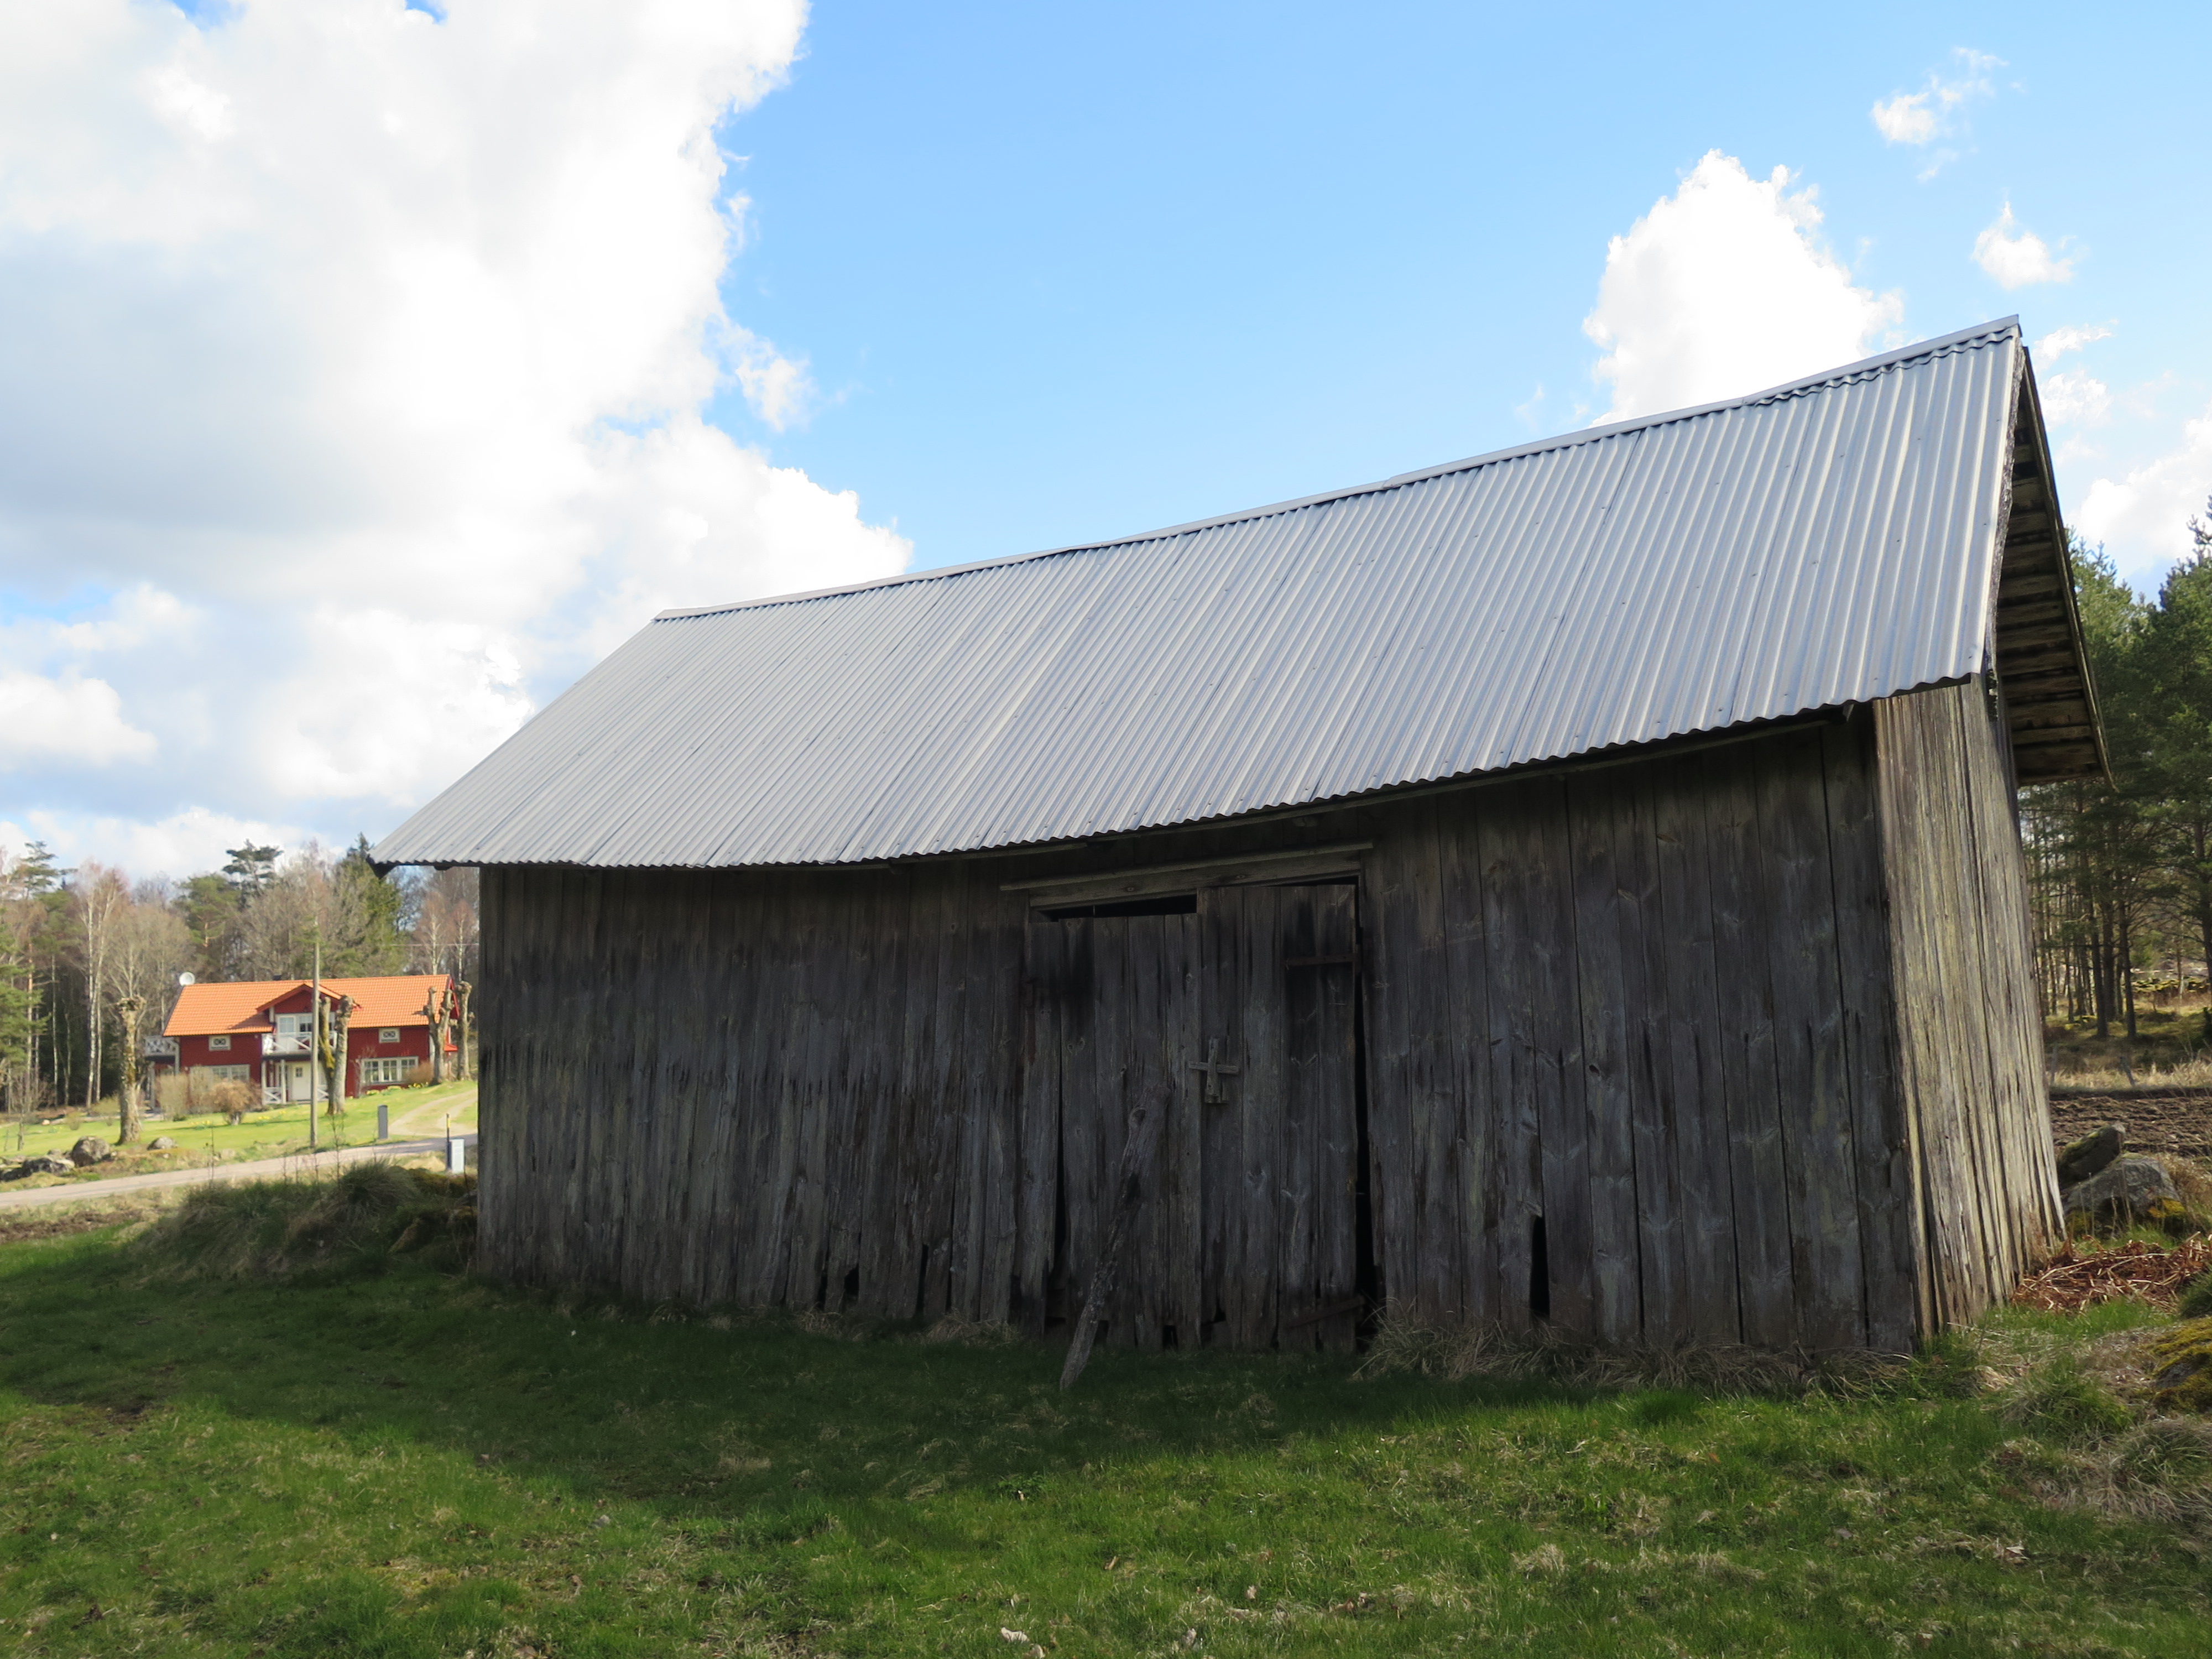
[117,995,144,1145]
[1060,1088,1170,1390]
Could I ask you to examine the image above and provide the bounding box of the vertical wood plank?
[1821,713,1919,1352]
[1017,911,1065,1332]
[1647,760,1741,1343]
[1703,744,1797,1348]
[1435,800,1498,1330]
[1566,769,1643,1343]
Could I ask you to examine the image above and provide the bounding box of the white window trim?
[208,1035,231,1051]
[378,1027,401,1044]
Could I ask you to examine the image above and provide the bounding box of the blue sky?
[710,1,2209,574]
[0,0,2205,875]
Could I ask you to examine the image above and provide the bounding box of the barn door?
[1201,882,1365,1351]
[1026,905,1202,1352]
[1021,881,1364,1352]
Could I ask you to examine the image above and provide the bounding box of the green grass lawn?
[0,1212,2205,1657]
[0,1082,478,1178]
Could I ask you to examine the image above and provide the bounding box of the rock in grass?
[67,1136,111,1167]
[2056,1123,2126,1186]
[11,1155,76,1178]
[2063,1155,2184,1235]
[2148,1319,2212,1415]
[147,1136,178,1151]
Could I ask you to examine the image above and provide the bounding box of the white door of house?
[283,1061,311,1102]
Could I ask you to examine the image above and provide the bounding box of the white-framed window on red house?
[359,1057,410,1087]
[208,1035,231,1051]
[197,1064,249,1083]
[378,1029,400,1044]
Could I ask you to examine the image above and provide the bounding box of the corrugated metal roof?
[375,319,2044,870]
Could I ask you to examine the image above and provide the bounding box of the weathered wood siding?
[1358,716,1919,1352]
[477,861,1028,1318]
[476,696,2046,1349]
[1874,679,2061,1329]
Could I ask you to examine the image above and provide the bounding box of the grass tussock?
[131,1163,477,1282]
[0,1196,166,1246]
[1965,1299,2212,1531]
[1353,1311,1908,1397]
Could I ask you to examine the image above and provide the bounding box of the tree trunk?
[116,996,143,1145]
[2120,909,2138,1040]
[325,995,355,1116]
[422,988,450,1085]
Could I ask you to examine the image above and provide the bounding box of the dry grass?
[129,1164,478,1281]
[1353,1311,1908,1396]
[2012,1235,2212,1313]
[2163,1154,2212,1223]
[2049,1054,2212,1091]
[1996,1416,2212,1527]
[0,1194,169,1245]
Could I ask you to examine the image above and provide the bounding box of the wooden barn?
[376,319,2104,1355]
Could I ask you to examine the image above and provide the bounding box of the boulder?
[2148,1319,2212,1415]
[147,1136,178,1151]
[67,1135,112,1167]
[8,1154,76,1178]
[2063,1155,2184,1234]
[2056,1123,2126,1187]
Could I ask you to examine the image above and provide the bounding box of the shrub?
[153,1073,191,1117]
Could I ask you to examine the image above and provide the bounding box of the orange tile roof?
[164,974,454,1037]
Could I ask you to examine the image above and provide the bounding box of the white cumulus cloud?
[1870,49,2000,176]
[0,0,910,872]
[2073,404,2212,582]
[1583,152,1903,422]
[0,671,156,769]
[1974,204,2075,288]
[2038,369,2112,427]
[0,807,306,883]
[2036,323,2115,361]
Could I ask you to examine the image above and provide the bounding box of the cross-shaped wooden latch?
[1191,1036,1241,1104]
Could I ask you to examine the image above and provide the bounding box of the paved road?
[0,1134,479,1213]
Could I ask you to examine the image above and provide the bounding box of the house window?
[208,1035,231,1051]
[199,1064,249,1083]
[359,1057,411,1087]
[378,1028,400,1045]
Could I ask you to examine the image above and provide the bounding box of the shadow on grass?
[0,1225,1575,1524]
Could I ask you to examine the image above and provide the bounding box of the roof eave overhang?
[1990,350,2110,785]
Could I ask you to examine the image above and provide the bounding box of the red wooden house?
[162,975,457,1104]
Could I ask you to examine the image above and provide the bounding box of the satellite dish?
[178,972,195,986]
